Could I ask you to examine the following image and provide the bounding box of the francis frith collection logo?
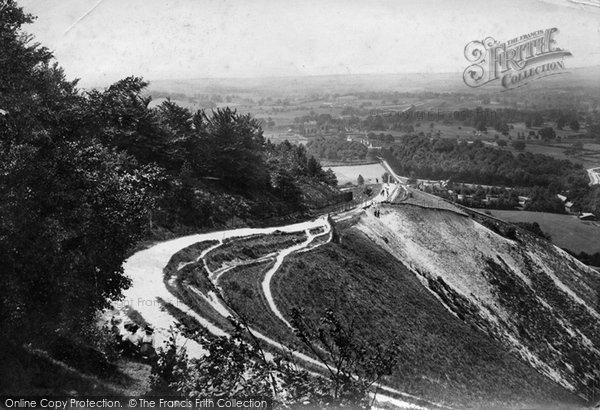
[463,28,572,89]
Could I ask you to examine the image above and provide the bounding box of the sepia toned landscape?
[2,0,600,409]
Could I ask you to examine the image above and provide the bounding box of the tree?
[150,311,393,408]
[0,0,161,348]
[474,186,487,201]
[323,168,338,187]
[306,155,321,177]
[538,127,556,141]
[290,308,400,407]
[525,187,566,213]
[199,108,268,189]
[357,174,365,185]
[1,132,161,346]
[84,76,172,169]
[151,323,276,398]
[511,140,526,151]
[569,119,580,131]
[271,169,302,203]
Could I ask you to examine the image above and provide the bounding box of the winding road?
[588,167,600,186]
[116,178,445,409]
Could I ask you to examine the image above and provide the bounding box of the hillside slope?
[355,204,600,400]
[114,186,598,408]
[274,228,585,408]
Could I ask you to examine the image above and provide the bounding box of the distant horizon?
[145,64,600,82]
[128,65,596,96]
[21,0,600,88]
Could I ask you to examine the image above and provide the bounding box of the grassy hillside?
[205,231,305,271]
[355,204,600,403]
[150,198,598,408]
[272,228,583,408]
[219,260,304,350]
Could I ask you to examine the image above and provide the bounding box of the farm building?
[565,201,575,213]
[518,196,530,207]
[579,213,596,221]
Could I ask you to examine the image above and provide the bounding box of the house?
[556,194,567,202]
[346,132,366,143]
[302,121,318,135]
[484,195,500,204]
[365,140,382,149]
[518,196,530,207]
[565,201,575,213]
[579,213,596,221]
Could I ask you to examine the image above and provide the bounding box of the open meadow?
[328,162,387,185]
[480,209,600,254]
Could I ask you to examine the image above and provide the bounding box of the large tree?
[0,0,160,346]
[197,107,269,189]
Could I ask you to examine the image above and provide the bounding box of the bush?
[150,317,379,408]
[511,140,526,151]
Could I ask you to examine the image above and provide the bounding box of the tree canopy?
[0,0,339,350]
[0,1,160,345]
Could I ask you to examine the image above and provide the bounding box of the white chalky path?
[116,182,444,409]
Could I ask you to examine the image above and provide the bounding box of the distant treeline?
[306,137,368,162]
[382,135,600,214]
[364,107,588,137]
[384,136,588,188]
[565,250,600,267]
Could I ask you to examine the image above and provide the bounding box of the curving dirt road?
[260,227,331,330]
[588,167,600,185]
[118,218,328,356]
[116,180,443,409]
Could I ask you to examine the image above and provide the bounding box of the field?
[501,140,600,169]
[219,260,304,349]
[205,231,306,271]
[478,209,600,254]
[328,162,387,185]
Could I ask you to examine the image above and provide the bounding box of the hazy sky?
[19,0,600,87]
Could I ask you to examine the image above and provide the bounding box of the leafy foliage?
[150,314,388,408]
[0,0,341,355]
[306,137,368,162]
[0,1,160,346]
[290,308,400,406]
[383,135,587,188]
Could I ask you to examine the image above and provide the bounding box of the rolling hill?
[131,185,600,408]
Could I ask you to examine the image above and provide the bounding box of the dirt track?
[116,183,440,409]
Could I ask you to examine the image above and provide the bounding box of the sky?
[19,0,600,87]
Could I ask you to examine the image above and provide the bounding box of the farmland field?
[480,209,600,254]
[328,162,387,185]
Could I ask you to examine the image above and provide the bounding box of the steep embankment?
[355,204,600,401]
[274,227,586,408]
